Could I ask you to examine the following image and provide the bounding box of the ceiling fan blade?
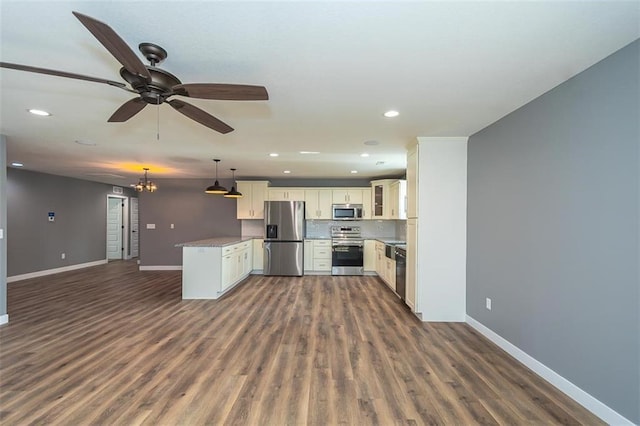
[108,98,147,122]
[168,99,234,134]
[0,62,128,89]
[172,83,269,101]
[72,11,151,82]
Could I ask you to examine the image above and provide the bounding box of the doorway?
[106,195,129,260]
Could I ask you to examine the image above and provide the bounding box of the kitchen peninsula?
[177,237,257,299]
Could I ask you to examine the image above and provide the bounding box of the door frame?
[106,195,130,260]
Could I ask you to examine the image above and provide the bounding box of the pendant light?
[224,168,243,198]
[135,168,158,192]
[205,159,227,194]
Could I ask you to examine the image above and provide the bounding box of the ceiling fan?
[0,11,268,134]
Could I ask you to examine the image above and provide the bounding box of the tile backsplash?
[243,219,405,240]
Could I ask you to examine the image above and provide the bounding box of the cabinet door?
[221,253,235,290]
[268,189,289,201]
[346,189,363,204]
[364,240,376,271]
[303,240,314,272]
[316,189,332,219]
[304,190,319,218]
[252,239,264,270]
[361,188,372,219]
[250,182,268,219]
[372,183,385,218]
[332,190,349,204]
[389,182,399,219]
[242,249,252,276]
[236,182,254,219]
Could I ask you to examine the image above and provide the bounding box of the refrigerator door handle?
[264,243,271,273]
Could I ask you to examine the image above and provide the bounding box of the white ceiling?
[1,1,638,186]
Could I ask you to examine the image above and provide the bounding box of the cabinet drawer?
[222,246,234,255]
[239,241,251,250]
[313,248,332,259]
[313,260,332,271]
[314,240,331,247]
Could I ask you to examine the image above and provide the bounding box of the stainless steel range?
[331,225,364,276]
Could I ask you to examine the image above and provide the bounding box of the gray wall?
[7,169,136,276]
[467,40,639,423]
[138,178,241,266]
[0,136,7,318]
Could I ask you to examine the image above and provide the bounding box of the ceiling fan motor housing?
[120,66,182,104]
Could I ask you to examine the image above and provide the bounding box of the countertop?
[175,236,255,248]
[374,237,407,244]
[176,236,406,247]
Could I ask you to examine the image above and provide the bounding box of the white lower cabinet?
[252,239,264,272]
[304,239,332,273]
[364,240,376,272]
[374,241,396,291]
[182,240,252,299]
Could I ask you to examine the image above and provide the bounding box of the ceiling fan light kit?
[205,159,228,194]
[135,168,157,193]
[0,11,268,134]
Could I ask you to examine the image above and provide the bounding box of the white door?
[130,197,139,258]
[107,197,123,260]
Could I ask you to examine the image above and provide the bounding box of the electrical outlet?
[486,297,492,310]
[61,253,66,260]
[170,224,175,229]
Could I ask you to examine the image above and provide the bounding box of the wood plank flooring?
[0,261,603,425]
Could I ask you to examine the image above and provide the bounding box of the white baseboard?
[7,259,108,283]
[138,265,182,271]
[466,315,634,426]
[0,314,8,325]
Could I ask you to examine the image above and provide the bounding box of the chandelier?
[135,168,157,192]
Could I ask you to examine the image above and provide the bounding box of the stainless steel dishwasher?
[394,245,406,302]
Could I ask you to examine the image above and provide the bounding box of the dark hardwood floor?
[0,261,603,425]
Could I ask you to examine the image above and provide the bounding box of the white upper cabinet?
[304,189,332,219]
[236,181,269,219]
[389,180,407,219]
[268,188,305,201]
[371,179,406,219]
[332,188,364,204]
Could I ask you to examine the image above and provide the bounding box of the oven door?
[331,240,364,276]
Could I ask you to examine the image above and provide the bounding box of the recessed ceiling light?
[383,110,399,118]
[351,170,358,174]
[28,109,51,116]
[269,153,279,157]
[360,153,369,157]
[364,140,379,146]
[75,139,97,146]
[11,162,24,167]
[283,170,291,174]
[299,151,320,155]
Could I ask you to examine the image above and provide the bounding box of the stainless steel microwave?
[332,204,363,221]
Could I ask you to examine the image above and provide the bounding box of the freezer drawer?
[264,241,304,276]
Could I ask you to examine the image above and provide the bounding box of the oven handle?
[331,241,364,247]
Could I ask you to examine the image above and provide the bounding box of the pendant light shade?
[205,159,228,194]
[135,168,157,192]
[224,168,243,198]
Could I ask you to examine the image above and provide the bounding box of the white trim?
[0,314,8,325]
[139,265,182,271]
[466,315,634,426]
[7,259,108,283]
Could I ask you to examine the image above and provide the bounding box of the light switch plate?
[146,224,156,229]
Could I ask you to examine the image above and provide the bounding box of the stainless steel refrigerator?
[263,201,305,276]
